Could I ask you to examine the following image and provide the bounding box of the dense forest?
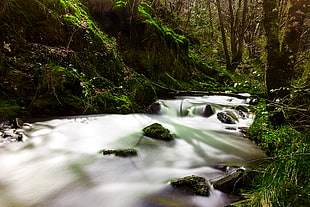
[0,0,309,206]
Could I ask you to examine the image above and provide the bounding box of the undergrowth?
[233,102,310,207]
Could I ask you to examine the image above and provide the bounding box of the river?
[0,95,265,207]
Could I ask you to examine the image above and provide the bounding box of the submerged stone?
[99,149,138,157]
[142,123,174,141]
[170,175,210,197]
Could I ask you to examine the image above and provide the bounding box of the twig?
[67,28,80,52]
[268,101,309,112]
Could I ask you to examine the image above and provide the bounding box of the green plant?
[239,101,310,207]
[60,0,114,47]
[235,155,309,207]
[0,100,22,120]
[64,65,101,112]
[137,1,187,45]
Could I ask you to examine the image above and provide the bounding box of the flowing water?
[0,96,265,207]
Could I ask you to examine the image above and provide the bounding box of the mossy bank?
[230,100,310,207]
[0,0,226,120]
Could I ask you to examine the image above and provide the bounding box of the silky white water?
[0,96,265,207]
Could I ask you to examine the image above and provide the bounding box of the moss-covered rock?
[170,175,210,197]
[217,112,237,124]
[99,149,138,157]
[142,123,174,141]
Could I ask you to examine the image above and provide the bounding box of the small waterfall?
[0,95,264,207]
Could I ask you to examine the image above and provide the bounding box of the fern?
[137,2,187,45]
[112,0,127,10]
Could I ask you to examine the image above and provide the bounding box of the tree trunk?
[263,0,309,100]
[263,0,287,100]
[228,0,237,57]
[236,0,248,61]
[281,0,309,84]
[216,0,231,71]
[227,0,248,71]
[207,0,214,39]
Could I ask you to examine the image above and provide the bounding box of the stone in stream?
[170,175,211,197]
[1,118,25,143]
[217,112,237,124]
[147,102,161,114]
[202,105,215,117]
[211,167,245,194]
[99,149,138,157]
[142,123,174,141]
[211,166,260,200]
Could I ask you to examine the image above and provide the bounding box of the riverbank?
[229,100,310,206]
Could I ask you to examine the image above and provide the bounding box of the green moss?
[143,123,174,141]
[126,73,157,108]
[259,126,308,156]
[0,100,22,120]
[138,2,188,45]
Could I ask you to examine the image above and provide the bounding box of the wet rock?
[99,149,138,157]
[202,105,215,117]
[233,106,249,119]
[142,123,174,141]
[217,112,236,124]
[0,118,23,129]
[225,127,237,131]
[1,118,25,143]
[140,187,204,207]
[235,105,248,113]
[170,175,210,197]
[0,129,24,142]
[147,102,161,114]
[238,127,249,134]
[211,167,246,194]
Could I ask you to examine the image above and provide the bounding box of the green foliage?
[112,95,133,113]
[239,101,310,207]
[248,102,273,144]
[235,155,309,207]
[137,1,188,45]
[0,100,22,120]
[60,0,110,44]
[259,126,308,156]
[112,0,127,10]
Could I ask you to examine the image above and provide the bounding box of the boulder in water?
[202,105,215,117]
[147,102,161,114]
[217,112,237,124]
[99,149,138,157]
[170,175,210,197]
[211,167,245,194]
[142,123,174,141]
